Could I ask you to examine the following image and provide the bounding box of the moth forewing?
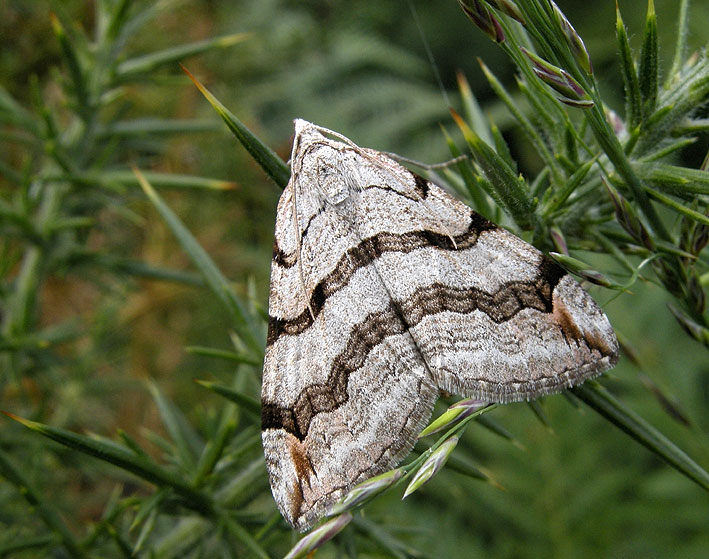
[261,119,618,531]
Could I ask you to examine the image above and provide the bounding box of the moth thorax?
[310,149,362,205]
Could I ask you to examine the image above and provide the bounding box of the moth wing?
[350,167,618,403]
[262,179,436,531]
[262,122,618,533]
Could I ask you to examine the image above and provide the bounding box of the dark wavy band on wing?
[261,257,569,440]
[266,210,497,346]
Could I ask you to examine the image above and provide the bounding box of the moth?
[261,119,618,531]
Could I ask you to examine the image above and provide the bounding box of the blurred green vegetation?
[1,0,708,557]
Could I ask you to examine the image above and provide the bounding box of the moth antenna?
[385,152,470,170]
[314,124,461,252]
[290,161,317,322]
[311,117,470,172]
[359,148,461,250]
[310,124,361,148]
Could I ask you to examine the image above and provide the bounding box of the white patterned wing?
[261,120,618,532]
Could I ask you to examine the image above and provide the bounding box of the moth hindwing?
[261,119,618,531]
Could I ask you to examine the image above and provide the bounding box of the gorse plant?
[455,0,709,342]
[0,2,247,394]
[0,1,262,557]
[0,0,707,558]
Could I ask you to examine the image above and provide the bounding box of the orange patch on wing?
[288,437,314,520]
[552,298,584,343]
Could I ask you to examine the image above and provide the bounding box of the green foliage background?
[1,0,708,557]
